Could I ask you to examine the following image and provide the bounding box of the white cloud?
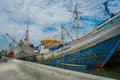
[0,0,120,47]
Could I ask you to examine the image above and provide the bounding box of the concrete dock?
[0,59,115,80]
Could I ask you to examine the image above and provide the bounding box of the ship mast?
[24,26,29,42]
[23,16,30,46]
[68,2,82,40]
[61,25,74,41]
[61,25,64,46]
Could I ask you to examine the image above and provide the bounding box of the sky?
[0,0,120,50]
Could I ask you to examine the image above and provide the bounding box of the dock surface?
[0,59,115,80]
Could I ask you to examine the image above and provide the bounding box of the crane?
[5,33,17,44]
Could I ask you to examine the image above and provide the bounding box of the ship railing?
[77,12,120,42]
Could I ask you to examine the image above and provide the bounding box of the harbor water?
[41,61,120,80]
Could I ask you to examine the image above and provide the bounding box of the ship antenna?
[102,1,114,18]
[68,2,82,40]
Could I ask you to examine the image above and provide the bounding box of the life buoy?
[8,52,14,57]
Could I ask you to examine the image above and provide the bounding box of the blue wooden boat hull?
[43,34,120,68]
[37,13,120,68]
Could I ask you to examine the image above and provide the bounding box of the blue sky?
[0,0,120,50]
